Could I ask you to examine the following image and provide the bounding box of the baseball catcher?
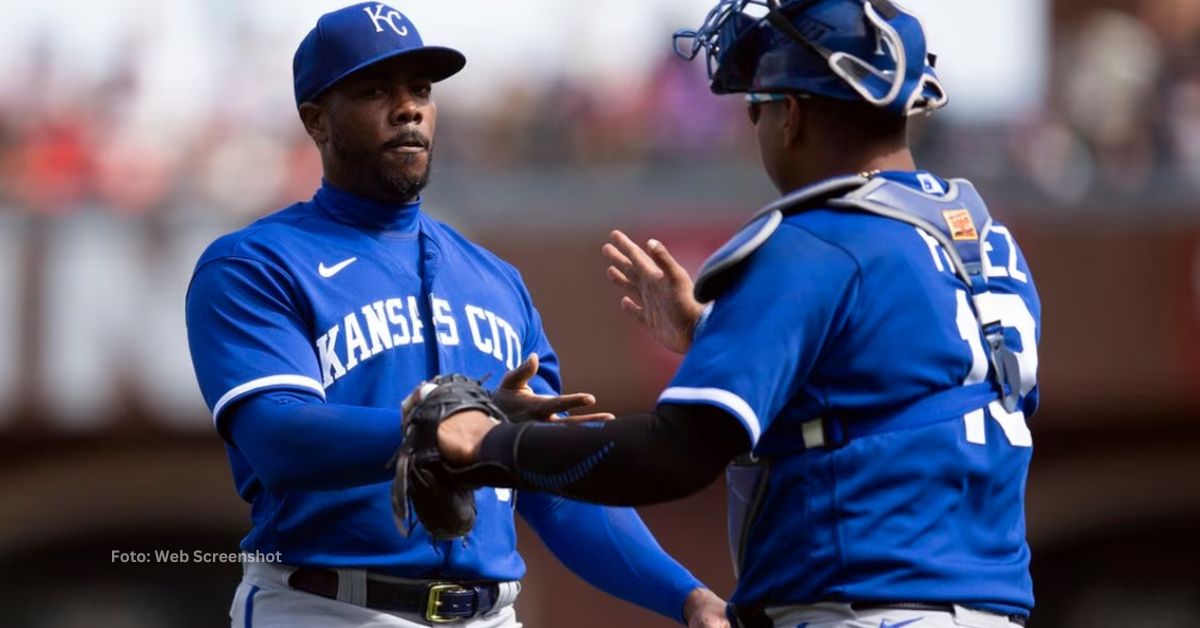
[420,1,1043,627]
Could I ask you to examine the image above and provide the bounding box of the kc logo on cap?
[292,2,466,107]
[363,4,409,37]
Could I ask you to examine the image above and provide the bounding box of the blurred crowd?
[989,0,1200,208]
[0,38,747,221]
[1,1,1199,219]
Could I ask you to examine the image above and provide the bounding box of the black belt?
[734,602,1028,627]
[288,567,500,623]
[850,602,1028,626]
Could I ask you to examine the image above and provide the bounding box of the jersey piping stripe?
[658,386,761,444]
[244,584,260,628]
[212,375,326,423]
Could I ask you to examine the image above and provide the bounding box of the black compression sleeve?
[465,404,751,505]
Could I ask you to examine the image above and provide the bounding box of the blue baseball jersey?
[660,171,1040,615]
[187,182,558,578]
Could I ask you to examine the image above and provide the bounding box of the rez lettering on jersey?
[916,225,1028,285]
[314,297,521,387]
[914,225,1038,449]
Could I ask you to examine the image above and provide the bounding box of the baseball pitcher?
[185,4,727,627]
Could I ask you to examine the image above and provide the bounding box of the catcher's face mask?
[674,0,948,117]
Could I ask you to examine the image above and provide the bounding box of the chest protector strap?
[830,177,1021,412]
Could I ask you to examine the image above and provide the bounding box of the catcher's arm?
[440,403,749,506]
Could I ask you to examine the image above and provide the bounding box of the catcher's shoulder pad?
[693,175,869,303]
[829,176,993,289]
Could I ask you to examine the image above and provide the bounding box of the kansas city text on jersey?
[315,296,522,388]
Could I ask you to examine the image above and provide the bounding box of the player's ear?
[298,102,329,144]
[781,95,806,149]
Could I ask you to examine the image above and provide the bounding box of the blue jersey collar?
[314,180,422,234]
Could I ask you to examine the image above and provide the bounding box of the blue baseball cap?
[292,2,466,106]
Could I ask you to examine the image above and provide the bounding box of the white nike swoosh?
[318,257,358,278]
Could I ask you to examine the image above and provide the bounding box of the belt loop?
[493,581,521,610]
[243,560,293,589]
[335,569,368,606]
[801,417,849,449]
[953,604,1018,627]
[275,563,296,589]
[801,418,825,449]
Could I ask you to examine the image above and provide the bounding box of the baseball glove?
[391,375,506,540]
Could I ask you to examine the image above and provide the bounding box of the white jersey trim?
[212,374,326,424]
[658,386,761,444]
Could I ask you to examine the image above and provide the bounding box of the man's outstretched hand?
[492,353,614,423]
[603,230,705,354]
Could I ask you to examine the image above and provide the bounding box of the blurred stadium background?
[0,0,1198,626]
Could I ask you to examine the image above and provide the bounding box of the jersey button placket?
[420,245,455,377]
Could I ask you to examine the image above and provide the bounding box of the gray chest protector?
[708,174,1027,577]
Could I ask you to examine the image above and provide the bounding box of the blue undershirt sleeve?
[225,389,402,492]
[517,492,702,624]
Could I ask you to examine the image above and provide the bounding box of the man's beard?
[332,135,433,202]
[376,149,432,201]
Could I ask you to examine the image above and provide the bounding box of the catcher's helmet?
[674,0,947,117]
